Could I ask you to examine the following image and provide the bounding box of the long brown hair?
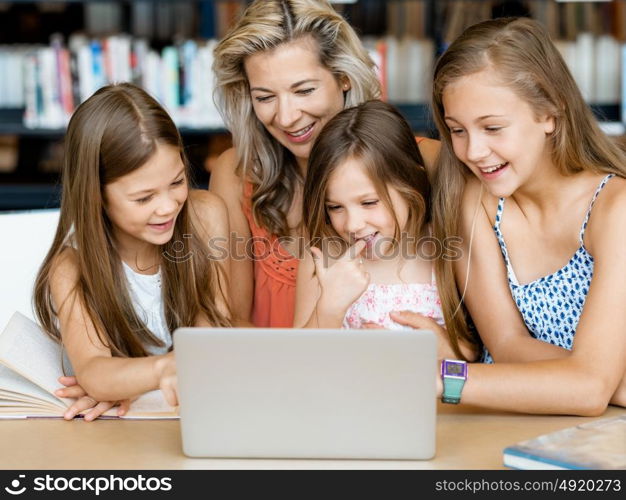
[304,100,430,255]
[431,17,626,358]
[213,0,380,237]
[34,83,230,358]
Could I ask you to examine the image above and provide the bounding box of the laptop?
[174,328,436,459]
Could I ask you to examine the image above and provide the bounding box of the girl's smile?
[147,219,175,232]
[442,69,555,198]
[104,143,188,258]
[476,161,510,180]
[325,156,409,260]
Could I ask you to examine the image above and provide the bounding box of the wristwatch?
[440,359,467,404]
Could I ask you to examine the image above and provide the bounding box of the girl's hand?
[63,397,132,421]
[55,375,86,399]
[155,352,178,407]
[363,317,445,398]
[361,321,383,329]
[390,311,450,359]
[311,240,370,317]
[390,310,478,361]
[361,314,444,335]
[56,376,132,421]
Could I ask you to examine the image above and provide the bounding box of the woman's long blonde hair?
[431,17,626,358]
[213,0,380,237]
[34,83,230,358]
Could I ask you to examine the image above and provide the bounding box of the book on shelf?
[156,1,173,41]
[11,33,225,130]
[528,0,559,39]
[441,0,492,48]
[616,0,626,41]
[0,311,178,420]
[2,0,625,131]
[216,0,247,40]
[84,1,122,38]
[594,35,621,105]
[503,415,626,470]
[131,0,155,40]
[554,34,622,106]
[369,36,433,104]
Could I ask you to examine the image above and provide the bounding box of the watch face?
[442,360,467,377]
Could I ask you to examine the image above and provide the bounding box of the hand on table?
[55,376,131,421]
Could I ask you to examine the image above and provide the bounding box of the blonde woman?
[210,0,439,327]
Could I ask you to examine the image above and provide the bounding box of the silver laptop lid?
[175,328,436,459]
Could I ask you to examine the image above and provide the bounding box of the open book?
[0,311,178,419]
[503,415,626,470]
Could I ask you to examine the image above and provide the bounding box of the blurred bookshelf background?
[0,0,625,210]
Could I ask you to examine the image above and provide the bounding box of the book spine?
[77,42,94,103]
[594,35,620,104]
[199,0,217,40]
[377,39,387,102]
[132,38,149,87]
[181,40,197,110]
[90,39,106,91]
[143,50,161,105]
[57,46,74,117]
[39,47,64,128]
[161,46,180,116]
[23,51,39,128]
[132,1,154,39]
[116,35,132,84]
[0,50,6,107]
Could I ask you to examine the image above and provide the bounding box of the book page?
[0,363,65,409]
[101,389,179,420]
[0,312,177,419]
[0,312,73,405]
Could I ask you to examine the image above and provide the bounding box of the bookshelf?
[0,0,625,210]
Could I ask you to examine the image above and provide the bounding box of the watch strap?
[442,376,465,404]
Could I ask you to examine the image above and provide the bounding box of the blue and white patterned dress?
[482,174,614,363]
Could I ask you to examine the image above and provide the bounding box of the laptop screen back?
[175,328,436,459]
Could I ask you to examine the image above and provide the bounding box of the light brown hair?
[304,100,430,255]
[34,83,230,358]
[431,17,626,358]
[213,0,381,237]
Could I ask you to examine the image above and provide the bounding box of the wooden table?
[1,404,623,469]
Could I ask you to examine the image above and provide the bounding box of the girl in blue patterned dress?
[396,18,626,415]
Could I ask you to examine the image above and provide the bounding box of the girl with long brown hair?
[34,83,231,420]
[210,0,439,327]
[294,100,475,360]
[396,18,626,415]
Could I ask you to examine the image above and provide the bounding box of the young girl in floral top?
[295,101,472,359]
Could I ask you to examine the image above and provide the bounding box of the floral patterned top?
[342,276,444,330]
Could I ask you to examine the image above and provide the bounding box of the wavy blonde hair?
[213,0,380,237]
[431,17,626,359]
